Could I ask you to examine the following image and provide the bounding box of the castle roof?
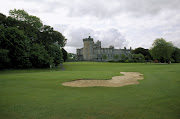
[83,36,93,41]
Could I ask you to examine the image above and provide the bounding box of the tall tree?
[133,47,151,59]
[52,30,67,47]
[171,47,180,63]
[62,48,68,62]
[9,9,43,29]
[30,44,52,68]
[0,49,9,69]
[9,9,43,41]
[0,13,6,25]
[0,10,67,69]
[150,38,173,63]
[38,25,67,47]
[46,44,63,66]
[0,26,31,68]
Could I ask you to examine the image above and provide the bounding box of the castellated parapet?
[77,36,131,61]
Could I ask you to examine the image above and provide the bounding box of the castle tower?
[83,36,94,60]
[96,40,101,48]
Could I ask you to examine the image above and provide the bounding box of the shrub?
[125,60,129,63]
[108,60,114,62]
[134,59,138,63]
[128,59,134,63]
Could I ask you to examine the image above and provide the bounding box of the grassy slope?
[0,62,180,119]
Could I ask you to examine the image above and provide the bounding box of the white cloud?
[0,0,180,53]
[53,25,128,53]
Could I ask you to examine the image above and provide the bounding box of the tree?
[128,53,144,63]
[133,47,152,60]
[150,38,173,63]
[68,53,77,61]
[0,13,6,25]
[46,44,63,66]
[171,47,180,63]
[9,9,43,42]
[0,26,31,68]
[0,10,67,69]
[37,25,67,47]
[137,53,145,62]
[9,9,43,29]
[51,30,67,47]
[38,25,54,45]
[30,44,52,68]
[62,48,68,62]
[0,49,10,69]
[145,55,151,62]
[102,54,107,61]
[0,13,20,29]
[113,54,119,61]
[120,54,128,62]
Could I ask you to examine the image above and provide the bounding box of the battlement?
[83,36,93,41]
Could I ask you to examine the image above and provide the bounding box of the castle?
[76,36,132,61]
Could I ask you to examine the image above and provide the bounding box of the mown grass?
[0,62,180,119]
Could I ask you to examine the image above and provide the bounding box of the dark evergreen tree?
[0,26,31,68]
[171,47,180,63]
[62,48,68,62]
[133,47,152,60]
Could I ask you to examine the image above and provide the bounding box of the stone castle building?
[77,36,132,61]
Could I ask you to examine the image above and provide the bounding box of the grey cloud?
[4,0,180,51]
[64,27,94,47]
[10,0,180,18]
[7,0,45,3]
[60,26,128,49]
[65,0,180,18]
[64,46,78,53]
[53,24,69,33]
[94,28,128,48]
[173,40,180,48]
[67,0,116,18]
[8,0,62,13]
[26,9,41,14]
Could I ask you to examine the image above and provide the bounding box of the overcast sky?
[1,0,180,53]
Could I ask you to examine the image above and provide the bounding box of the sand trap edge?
[62,72,144,87]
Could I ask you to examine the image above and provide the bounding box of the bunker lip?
[62,72,144,87]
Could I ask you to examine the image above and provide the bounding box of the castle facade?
[76,36,131,61]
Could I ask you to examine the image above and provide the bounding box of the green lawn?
[0,62,180,119]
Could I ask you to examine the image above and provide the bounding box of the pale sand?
[62,72,144,87]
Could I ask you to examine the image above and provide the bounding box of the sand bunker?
[62,72,144,87]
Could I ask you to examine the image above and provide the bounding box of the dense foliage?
[110,41,180,63]
[0,9,67,69]
[133,47,152,60]
[171,47,180,63]
[67,53,77,61]
[62,48,68,62]
[150,38,175,63]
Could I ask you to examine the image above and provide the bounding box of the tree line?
[107,38,180,63]
[0,9,67,69]
[67,38,180,63]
